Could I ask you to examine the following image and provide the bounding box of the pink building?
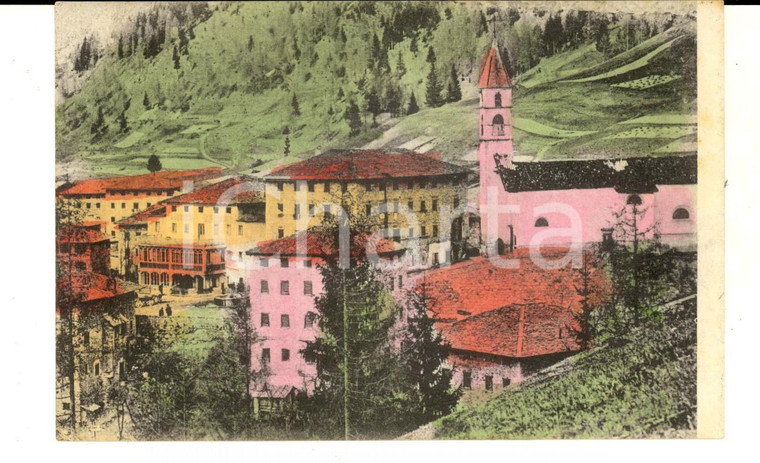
[247,229,405,395]
[476,42,697,254]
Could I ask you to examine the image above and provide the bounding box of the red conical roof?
[478,41,511,89]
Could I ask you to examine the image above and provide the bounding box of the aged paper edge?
[696,0,725,440]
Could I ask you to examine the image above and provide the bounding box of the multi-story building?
[247,228,405,394]
[116,176,266,291]
[57,167,223,269]
[263,149,470,269]
[56,226,136,427]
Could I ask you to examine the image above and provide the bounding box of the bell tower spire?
[477,40,513,257]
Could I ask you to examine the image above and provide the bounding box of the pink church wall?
[503,184,696,249]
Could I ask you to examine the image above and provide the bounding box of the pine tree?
[395,52,406,77]
[247,35,254,52]
[117,110,128,133]
[337,87,345,100]
[147,154,162,173]
[406,92,419,115]
[283,126,291,157]
[366,89,381,126]
[117,35,124,59]
[400,290,461,426]
[384,82,401,118]
[426,46,436,64]
[301,251,405,439]
[172,45,180,70]
[425,61,443,108]
[143,92,150,109]
[345,101,362,136]
[447,64,462,102]
[410,35,418,54]
[291,93,301,116]
[90,106,106,139]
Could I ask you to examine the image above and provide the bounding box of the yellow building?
[116,177,267,290]
[264,149,470,268]
[56,168,223,269]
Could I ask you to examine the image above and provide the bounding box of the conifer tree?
[172,45,180,70]
[366,89,381,126]
[425,61,443,108]
[345,100,362,136]
[407,92,419,115]
[143,92,150,109]
[447,64,462,102]
[117,35,124,59]
[147,154,162,173]
[291,93,301,116]
[283,126,291,157]
[400,290,461,426]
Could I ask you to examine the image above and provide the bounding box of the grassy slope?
[430,299,696,439]
[57,6,696,177]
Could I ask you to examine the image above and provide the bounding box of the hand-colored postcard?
[55,1,724,440]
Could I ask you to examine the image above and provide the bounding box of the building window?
[280,281,289,295]
[535,217,549,227]
[262,348,270,363]
[111,202,115,209]
[281,348,290,361]
[420,200,427,212]
[408,227,414,238]
[491,114,505,136]
[226,206,232,214]
[433,225,438,237]
[198,224,205,236]
[494,92,502,108]
[432,199,438,211]
[214,206,219,213]
[172,205,177,212]
[502,377,511,387]
[365,203,372,216]
[277,203,284,213]
[399,275,403,288]
[260,258,269,268]
[277,182,284,192]
[111,217,116,223]
[238,225,243,236]
[304,259,312,268]
[421,225,427,237]
[433,252,439,266]
[260,280,269,294]
[308,182,315,192]
[183,205,189,212]
[111,230,116,237]
[83,331,90,346]
[121,203,126,209]
[462,371,472,389]
[281,314,290,328]
[304,312,316,328]
[86,203,91,209]
[324,182,330,192]
[261,313,270,326]
[278,228,284,239]
[627,194,642,206]
[304,281,313,295]
[294,204,300,219]
[485,375,493,391]
[673,208,690,220]
[94,361,100,377]
[280,258,289,268]
[341,183,348,193]
[198,206,204,213]
[408,200,414,211]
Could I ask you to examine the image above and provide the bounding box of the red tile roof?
[116,203,168,227]
[417,249,610,324]
[164,177,265,205]
[440,303,581,359]
[478,42,511,89]
[250,228,399,258]
[268,149,468,181]
[58,270,133,304]
[58,167,223,196]
[57,225,109,244]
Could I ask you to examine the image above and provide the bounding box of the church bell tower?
[477,40,514,256]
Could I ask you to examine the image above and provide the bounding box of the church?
[476,41,697,256]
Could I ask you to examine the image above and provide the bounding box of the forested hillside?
[56,2,696,178]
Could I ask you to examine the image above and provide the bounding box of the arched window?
[626,194,642,206]
[673,207,690,220]
[535,217,549,227]
[491,114,505,136]
[494,92,502,107]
